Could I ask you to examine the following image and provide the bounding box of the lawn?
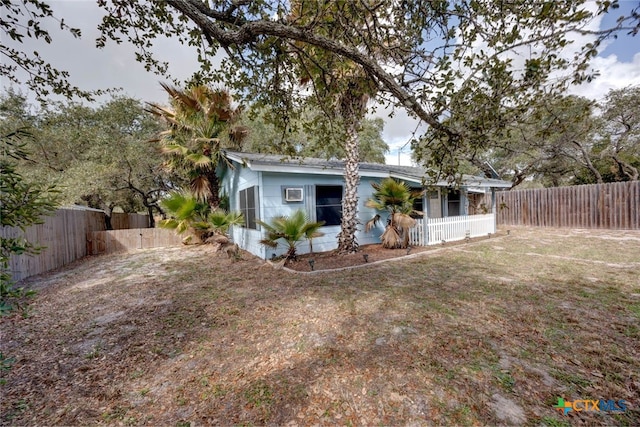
[1,227,639,426]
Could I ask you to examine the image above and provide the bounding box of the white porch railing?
[408,213,495,246]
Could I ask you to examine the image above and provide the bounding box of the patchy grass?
[0,227,639,426]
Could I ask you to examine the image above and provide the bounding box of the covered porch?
[406,183,503,246]
[408,213,495,246]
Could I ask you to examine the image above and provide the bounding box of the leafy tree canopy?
[1,0,108,103]
[0,90,183,224]
[238,108,389,163]
[1,128,58,313]
[596,85,640,181]
[432,86,640,188]
[96,0,639,179]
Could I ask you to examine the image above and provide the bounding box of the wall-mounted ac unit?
[285,187,303,202]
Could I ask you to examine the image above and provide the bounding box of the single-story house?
[220,150,511,259]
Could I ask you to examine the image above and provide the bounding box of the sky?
[3,0,640,166]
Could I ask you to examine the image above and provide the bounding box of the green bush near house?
[257,210,325,261]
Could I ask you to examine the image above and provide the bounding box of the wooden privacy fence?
[111,212,150,229]
[1,207,154,282]
[487,181,639,229]
[87,228,185,255]
[1,207,105,282]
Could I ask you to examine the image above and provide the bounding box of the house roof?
[223,150,511,189]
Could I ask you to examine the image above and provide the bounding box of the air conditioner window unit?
[285,187,303,202]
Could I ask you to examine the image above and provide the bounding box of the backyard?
[1,227,639,426]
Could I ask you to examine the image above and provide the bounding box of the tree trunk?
[145,204,156,228]
[572,140,603,184]
[337,90,366,254]
[612,154,639,181]
[205,167,221,210]
[103,204,114,230]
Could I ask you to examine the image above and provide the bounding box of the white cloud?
[568,52,640,100]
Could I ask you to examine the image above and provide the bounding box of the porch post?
[423,191,430,245]
[462,188,469,215]
[491,187,497,233]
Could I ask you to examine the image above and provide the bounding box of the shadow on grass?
[1,233,639,425]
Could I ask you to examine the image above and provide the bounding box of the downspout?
[258,170,266,260]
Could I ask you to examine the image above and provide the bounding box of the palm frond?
[256,210,324,259]
[380,225,402,249]
[259,238,279,249]
[208,209,244,234]
[161,143,190,156]
[185,153,213,167]
[364,214,381,233]
[190,176,212,201]
[393,213,417,229]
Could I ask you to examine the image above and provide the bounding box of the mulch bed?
[283,243,434,272]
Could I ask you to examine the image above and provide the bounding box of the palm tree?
[159,191,245,243]
[158,191,210,241]
[207,209,244,236]
[288,1,380,254]
[146,84,246,209]
[257,210,325,261]
[365,178,422,249]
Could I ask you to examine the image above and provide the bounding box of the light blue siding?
[221,162,260,213]
[221,163,265,258]
[231,226,264,259]
[223,162,387,258]
[261,172,385,257]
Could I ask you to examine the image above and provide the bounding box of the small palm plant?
[160,191,244,243]
[208,209,244,235]
[257,210,325,261]
[365,178,423,249]
[159,191,210,237]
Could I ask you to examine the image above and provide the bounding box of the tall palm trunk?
[337,89,367,254]
[204,167,221,210]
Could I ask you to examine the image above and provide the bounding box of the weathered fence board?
[111,212,150,229]
[1,208,105,282]
[87,228,185,255]
[485,181,639,229]
[2,208,152,282]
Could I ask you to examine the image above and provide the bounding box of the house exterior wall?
[221,163,265,258]
[222,159,492,259]
[259,172,384,258]
[222,161,386,258]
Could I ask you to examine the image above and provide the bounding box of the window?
[447,190,460,217]
[239,186,258,229]
[315,185,342,226]
[411,187,424,218]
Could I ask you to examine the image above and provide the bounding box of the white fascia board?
[387,172,425,184]
[463,179,512,188]
[361,170,401,179]
[465,186,488,194]
[249,163,343,175]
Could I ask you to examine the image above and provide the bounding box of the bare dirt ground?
[1,227,639,426]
